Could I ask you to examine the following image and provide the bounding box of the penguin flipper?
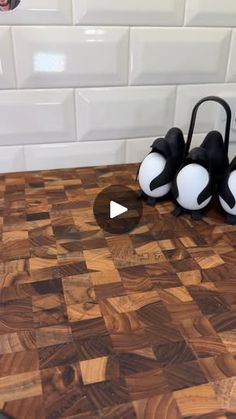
[149,162,173,191]
[197,178,213,206]
[219,174,236,209]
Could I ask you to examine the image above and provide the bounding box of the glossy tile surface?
[175,84,236,134]
[0,145,25,173]
[1,164,236,418]
[227,31,236,83]
[76,86,176,141]
[0,89,76,146]
[130,28,231,85]
[24,140,125,171]
[73,0,185,26]
[13,26,129,88]
[185,0,236,27]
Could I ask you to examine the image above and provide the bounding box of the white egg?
[220,171,236,215]
[138,153,171,198]
[176,163,212,210]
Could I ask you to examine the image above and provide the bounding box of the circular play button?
[93,185,143,235]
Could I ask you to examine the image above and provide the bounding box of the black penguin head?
[164,127,185,161]
[184,147,210,170]
[201,130,228,178]
[201,130,224,151]
[150,137,171,158]
[165,127,185,148]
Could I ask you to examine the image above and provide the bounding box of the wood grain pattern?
[0,164,236,418]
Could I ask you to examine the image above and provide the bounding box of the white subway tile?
[0,89,76,146]
[227,31,236,83]
[76,86,176,142]
[0,0,72,25]
[73,0,185,26]
[175,84,236,134]
[130,28,231,85]
[12,26,129,88]
[24,140,125,171]
[185,0,236,27]
[0,146,25,173]
[126,137,155,164]
[0,27,16,88]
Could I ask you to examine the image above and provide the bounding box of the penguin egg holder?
[138,96,236,225]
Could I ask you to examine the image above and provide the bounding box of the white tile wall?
[227,31,236,83]
[185,0,236,27]
[13,26,129,88]
[175,84,236,134]
[0,146,25,173]
[126,137,155,164]
[76,86,176,141]
[0,89,76,145]
[130,28,231,85]
[0,0,236,173]
[24,140,125,171]
[73,0,185,26]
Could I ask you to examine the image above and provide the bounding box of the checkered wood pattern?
[0,164,236,419]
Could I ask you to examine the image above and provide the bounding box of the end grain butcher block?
[0,164,236,418]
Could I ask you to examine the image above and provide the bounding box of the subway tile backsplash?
[72,0,185,26]
[12,26,129,88]
[0,0,236,172]
[185,0,236,27]
[0,89,76,145]
[130,28,231,85]
[76,86,176,141]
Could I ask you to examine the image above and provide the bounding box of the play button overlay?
[93,185,143,234]
[110,201,128,219]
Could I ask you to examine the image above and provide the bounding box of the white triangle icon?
[110,201,128,219]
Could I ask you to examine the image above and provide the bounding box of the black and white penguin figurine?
[138,127,185,206]
[201,130,229,183]
[219,156,236,225]
[172,130,228,220]
[172,146,213,220]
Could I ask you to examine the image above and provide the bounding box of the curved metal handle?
[185,96,232,159]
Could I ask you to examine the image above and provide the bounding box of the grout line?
[1,24,235,28]
[183,0,187,27]
[173,85,179,127]
[73,89,79,141]
[225,28,234,83]
[9,26,18,88]
[2,81,236,94]
[127,27,131,86]
[70,0,75,26]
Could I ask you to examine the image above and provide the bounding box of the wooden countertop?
[0,164,236,418]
